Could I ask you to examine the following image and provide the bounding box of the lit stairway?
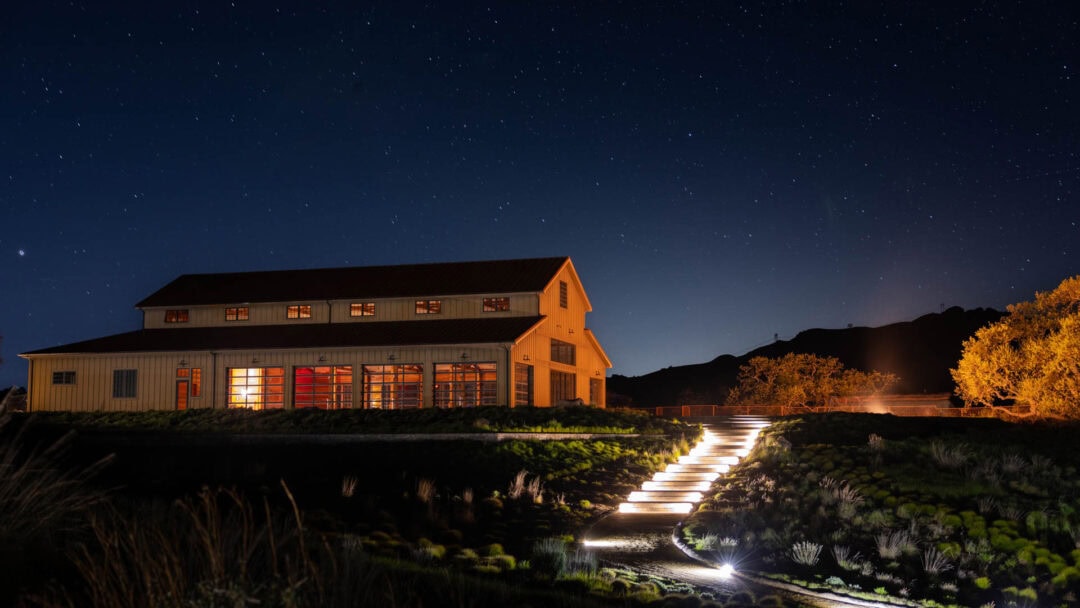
[617,416,772,514]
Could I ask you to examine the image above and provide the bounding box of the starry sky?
[1,2,1078,388]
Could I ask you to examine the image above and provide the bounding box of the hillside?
[607,306,1003,407]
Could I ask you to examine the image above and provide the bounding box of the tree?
[951,275,1080,419]
[726,353,898,409]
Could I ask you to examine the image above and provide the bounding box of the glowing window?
[350,302,376,317]
[415,300,441,315]
[294,365,353,409]
[362,364,423,409]
[286,305,312,319]
[434,362,497,408]
[225,307,249,321]
[227,367,285,410]
[165,309,189,323]
[191,368,202,397]
[483,297,510,312]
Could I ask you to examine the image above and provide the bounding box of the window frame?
[482,297,510,312]
[112,369,138,399]
[286,305,312,319]
[350,302,376,317]
[559,281,568,308]
[225,306,250,321]
[550,338,577,365]
[415,299,442,315]
[164,309,189,323]
[434,362,498,408]
[52,370,76,385]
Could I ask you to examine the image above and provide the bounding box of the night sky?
[2,2,1077,388]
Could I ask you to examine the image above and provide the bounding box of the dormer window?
[287,305,312,319]
[225,306,249,321]
[350,302,376,317]
[415,300,442,315]
[483,297,510,312]
[165,309,189,323]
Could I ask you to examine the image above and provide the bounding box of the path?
[581,416,824,605]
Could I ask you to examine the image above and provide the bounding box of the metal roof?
[136,257,570,307]
[23,316,545,355]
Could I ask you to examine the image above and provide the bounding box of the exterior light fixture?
[179,359,187,366]
[387,354,396,361]
[461,352,469,360]
[568,328,575,334]
[522,354,531,361]
[318,355,327,362]
[717,564,735,579]
[251,358,260,364]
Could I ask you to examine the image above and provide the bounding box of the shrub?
[790,541,822,566]
[531,538,568,578]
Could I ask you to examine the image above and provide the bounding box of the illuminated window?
[551,338,576,365]
[165,309,189,323]
[52,371,76,385]
[483,297,510,312]
[589,378,602,406]
[286,305,312,319]
[551,370,576,403]
[227,367,285,410]
[294,365,353,409]
[350,302,375,317]
[415,300,442,315]
[191,368,202,397]
[514,363,533,406]
[559,281,568,308]
[113,369,138,398]
[362,364,423,409]
[225,307,249,321]
[434,362,497,408]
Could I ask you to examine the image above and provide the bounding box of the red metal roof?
[136,257,570,307]
[23,317,545,355]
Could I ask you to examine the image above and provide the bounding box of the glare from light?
[735,448,750,457]
[642,480,712,492]
[618,502,693,514]
[717,563,735,578]
[652,471,720,482]
[582,539,630,549]
[627,491,703,503]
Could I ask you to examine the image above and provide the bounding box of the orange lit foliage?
[952,275,1080,419]
[726,353,897,409]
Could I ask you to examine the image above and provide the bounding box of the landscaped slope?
[682,413,1080,607]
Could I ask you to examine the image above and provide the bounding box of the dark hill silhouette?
[607,306,1003,407]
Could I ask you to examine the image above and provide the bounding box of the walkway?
[581,416,807,603]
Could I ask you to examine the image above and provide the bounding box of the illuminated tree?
[726,353,898,409]
[951,275,1080,419]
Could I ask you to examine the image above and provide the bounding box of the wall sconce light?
[252,358,260,364]
[460,352,469,360]
[568,328,575,334]
[179,359,187,366]
[318,355,327,362]
[522,354,531,361]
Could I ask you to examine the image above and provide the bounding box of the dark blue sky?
[2,2,1077,387]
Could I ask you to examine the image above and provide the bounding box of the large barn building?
[20,257,610,412]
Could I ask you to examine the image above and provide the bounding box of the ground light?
[615,416,772,515]
[717,563,735,578]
